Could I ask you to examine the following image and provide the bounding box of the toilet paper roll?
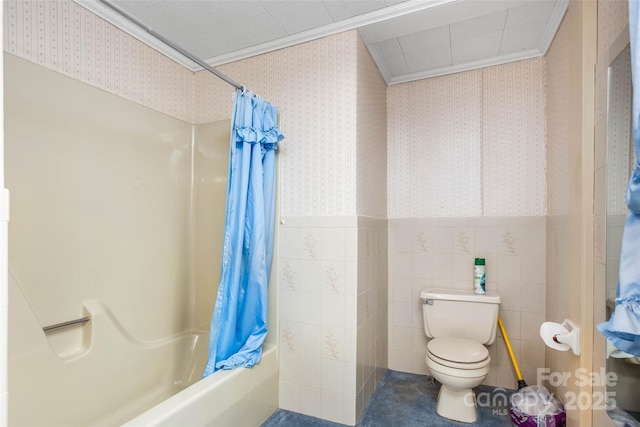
[540,322,571,352]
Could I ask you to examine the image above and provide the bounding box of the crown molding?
[75,0,563,85]
[75,0,458,71]
[386,48,544,85]
[205,0,458,66]
[537,0,569,56]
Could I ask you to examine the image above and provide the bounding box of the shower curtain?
[203,90,283,377]
[598,0,640,357]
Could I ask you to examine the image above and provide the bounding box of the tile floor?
[262,370,515,427]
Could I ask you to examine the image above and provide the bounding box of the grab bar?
[43,316,90,333]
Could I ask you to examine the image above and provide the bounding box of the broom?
[497,314,528,390]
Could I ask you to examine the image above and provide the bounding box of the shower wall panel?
[5,53,264,426]
[193,121,229,331]
[5,53,193,345]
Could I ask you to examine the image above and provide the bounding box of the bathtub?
[123,344,278,427]
[8,290,278,427]
[6,53,279,427]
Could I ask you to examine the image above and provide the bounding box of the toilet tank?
[420,288,501,345]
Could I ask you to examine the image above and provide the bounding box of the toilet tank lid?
[420,288,500,304]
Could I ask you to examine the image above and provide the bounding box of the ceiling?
[81,0,568,85]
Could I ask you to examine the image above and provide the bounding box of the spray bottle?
[474,258,486,294]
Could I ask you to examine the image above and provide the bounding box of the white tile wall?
[355,216,387,422]
[279,216,387,426]
[387,216,546,388]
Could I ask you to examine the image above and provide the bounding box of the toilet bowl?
[426,337,491,423]
[420,289,501,424]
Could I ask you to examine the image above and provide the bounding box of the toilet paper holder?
[540,319,581,356]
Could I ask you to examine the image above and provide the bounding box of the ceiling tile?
[500,20,546,54]
[404,42,452,73]
[451,29,502,64]
[259,1,299,12]
[198,2,267,23]
[505,1,556,28]
[398,25,450,53]
[375,38,403,57]
[185,27,251,59]
[228,13,288,46]
[103,0,563,84]
[111,0,163,14]
[358,13,422,44]
[359,1,516,44]
[384,53,410,77]
[134,1,222,35]
[450,10,507,40]
[322,1,388,21]
[268,2,334,35]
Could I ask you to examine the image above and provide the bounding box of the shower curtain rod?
[97,0,245,92]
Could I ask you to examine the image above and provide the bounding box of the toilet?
[420,288,501,423]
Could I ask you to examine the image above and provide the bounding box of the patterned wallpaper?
[5,1,547,220]
[606,46,633,216]
[3,0,194,123]
[387,69,483,218]
[387,58,546,218]
[545,15,570,217]
[482,59,546,217]
[356,37,387,219]
[597,0,629,67]
[194,31,361,218]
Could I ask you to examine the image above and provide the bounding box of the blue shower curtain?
[598,0,640,357]
[202,90,283,377]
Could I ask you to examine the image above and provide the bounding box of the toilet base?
[436,385,477,424]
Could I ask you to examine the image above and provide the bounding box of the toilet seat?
[427,337,490,370]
